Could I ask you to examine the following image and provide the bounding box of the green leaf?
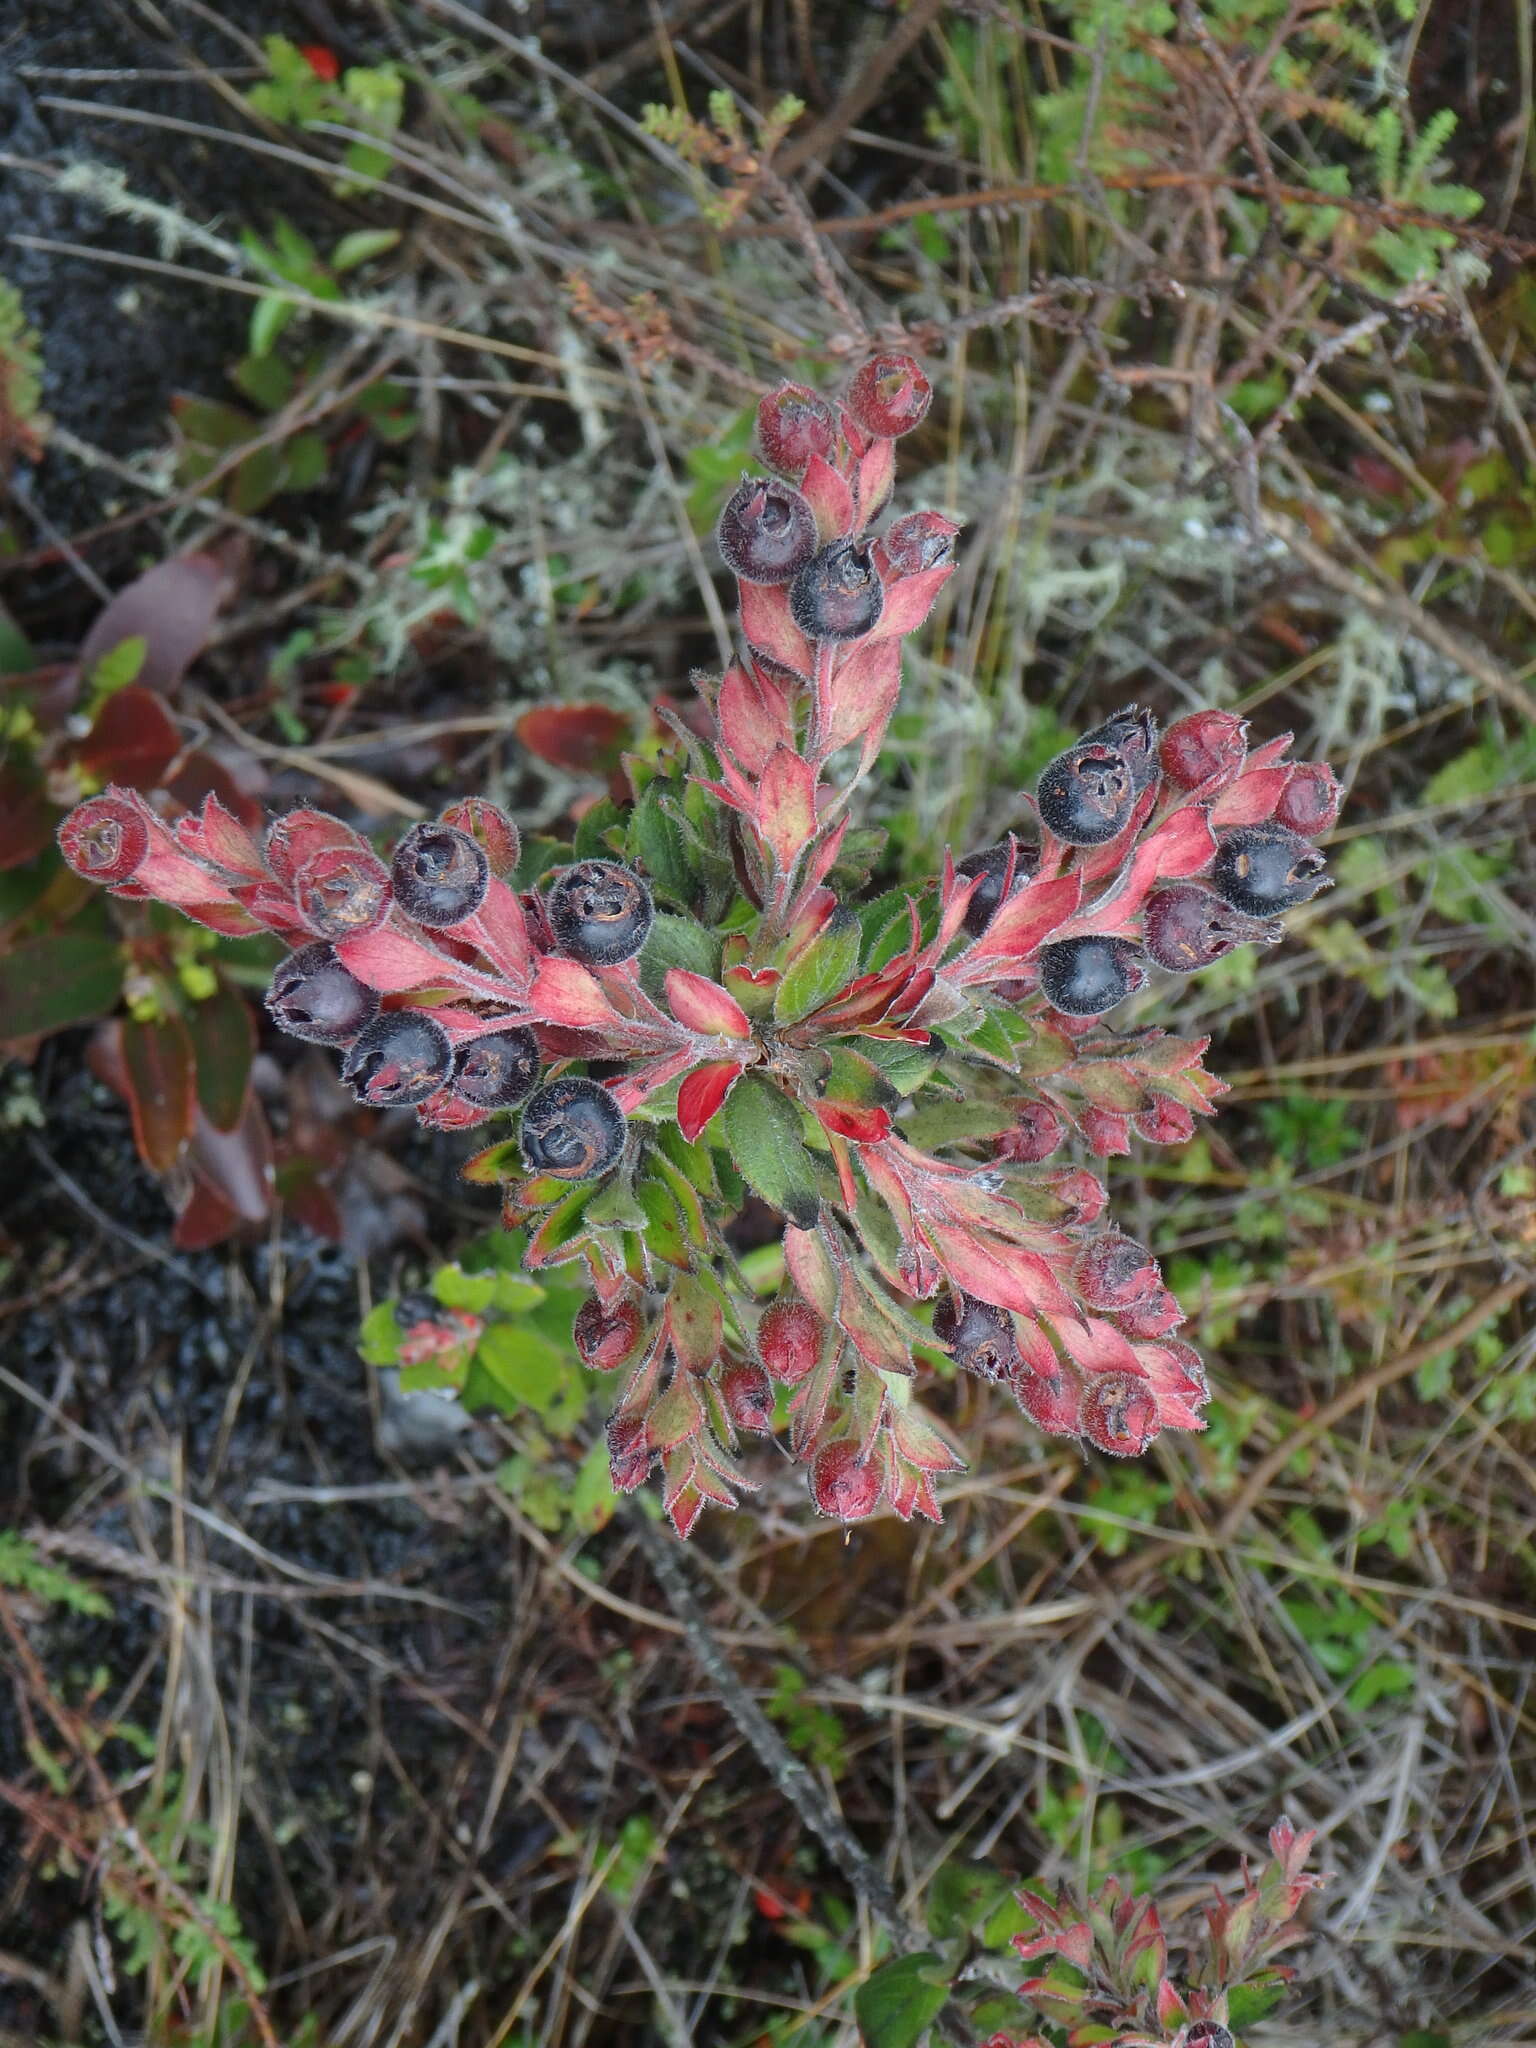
[331,227,401,271]
[900,1097,1016,1150]
[628,779,696,903]
[574,795,624,860]
[461,1137,527,1184]
[0,932,120,1042]
[0,1532,111,1617]
[250,292,298,357]
[467,1320,579,1425]
[1226,1979,1286,2028]
[720,1074,820,1231]
[357,1301,403,1366]
[853,1952,951,2048]
[638,910,720,998]
[569,1435,619,1532]
[774,909,862,1023]
[87,635,147,697]
[925,1859,1012,1942]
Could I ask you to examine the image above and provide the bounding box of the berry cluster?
[58,354,1339,1536]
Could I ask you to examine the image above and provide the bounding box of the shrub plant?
[57,358,1339,1534]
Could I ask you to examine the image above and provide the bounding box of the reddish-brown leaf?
[187,980,256,1132]
[515,704,628,774]
[77,551,236,696]
[121,1011,197,1172]
[78,686,183,789]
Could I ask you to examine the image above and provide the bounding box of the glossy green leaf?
[774,908,862,1023]
[853,1952,951,2048]
[0,931,121,1043]
[720,1074,820,1232]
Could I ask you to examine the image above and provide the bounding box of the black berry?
[1143,882,1279,972]
[265,942,379,1045]
[520,1076,627,1180]
[391,822,490,927]
[341,1011,453,1106]
[716,475,818,585]
[1038,935,1149,1017]
[451,1027,541,1109]
[789,538,884,643]
[1211,824,1331,917]
[1079,705,1160,792]
[1036,742,1137,845]
[545,860,654,966]
[957,838,1038,936]
[932,1292,1019,1380]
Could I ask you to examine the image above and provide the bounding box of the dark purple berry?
[451,1027,540,1109]
[716,475,818,585]
[757,383,838,475]
[1038,935,1149,1017]
[845,353,932,439]
[1182,2027,1234,2048]
[341,1011,453,1106]
[265,942,379,1046]
[789,538,884,643]
[391,822,490,927]
[1079,705,1160,792]
[520,1076,626,1180]
[957,838,1038,936]
[1143,882,1280,972]
[1036,742,1137,845]
[545,860,654,966]
[931,1292,1019,1380]
[1211,824,1331,917]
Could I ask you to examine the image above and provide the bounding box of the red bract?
[55,360,1342,1536]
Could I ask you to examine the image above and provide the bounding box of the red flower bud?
[438,797,522,880]
[809,1440,883,1522]
[1114,1286,1184,1340]
[1078,1106,1133,1157]
[574,1294,645,1371]
[1274,760,1342,835]
[881,509,961,575]
[1015,1367,1083,1436]
[1159,1336,1209,1402]
[1044,1167,1109,1226]
[293,844,392,939]
[845,353,932,439]
[607,1414,653,1492]
[1134,1097,1196,1146]
[995,1100,1066,1163]
[758,1299,826,1385]
[1081,1372,1160,1456]
[58,792,149,884]
[1160,709,1247,790]
[757,382,838,475]
[1073,1233,1160,1310]
[720,1360,776,1432]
